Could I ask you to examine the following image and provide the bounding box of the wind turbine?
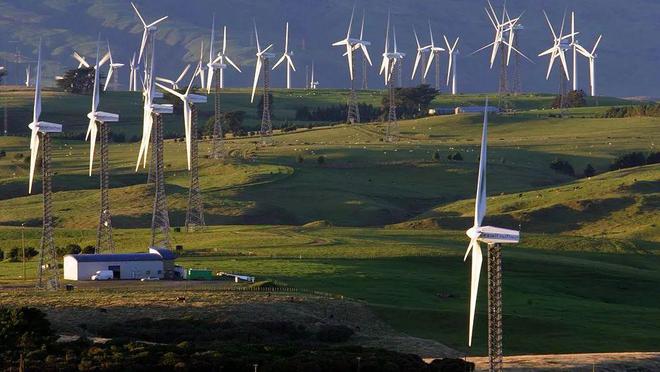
[251,20,275,142]
[86,38,120,253]
[332,6,359,81]
[344,10,373,89]
[156,64,191,90]
[156,67,207,231]
[380,12,404,86]
[424,20,446,90]
[471,1,528,69]
[211,25,242,89]
[575,35,603,97]
[250,21,274,103]
[205,15,217,93]
[310,61,319,89]
[72,51,90,68]
[273,22,297,89]
[155,66,207,171]
[538,11,577,81]
[128,53,138,91]
[103,41,124,91]
[27,41,63,290]
[464,99,520,371]
[444,35,460,95]
[25,66,30,87]
[131,2,168,64]
[197,41,207,89]
[411,26,431,82]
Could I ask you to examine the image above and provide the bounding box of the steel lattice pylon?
[385,63,399,143]
[361,55,368,90]
[558,69,569,118]
[96,122,114,253]
[434,51,441,91]
[497,44,511,111]
[260,57,273,145]
[211,69,225,159]
[487,243,503,372]
[37,133,59,290]
[185,105,206,232]
[347,51,360,124]
[511,31,522,95]
[150,113,170,248]
[146,129,156,184]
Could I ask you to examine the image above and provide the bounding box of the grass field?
[0,88,658,357]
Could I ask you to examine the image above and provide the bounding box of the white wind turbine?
[342,11,373,73]
[575,35,603,97]
[464,99,520,347]
[103,41,124,91]
[273,22,297,89]
[86,39,120,176]
[332,6,361,81]
[424,21,446,83]
[28,42,63,194]
[444,35,460,95]
[411,26,431,81]
[472,1,529,68]
[380,12,404,85]
[205,15,217,93]
[309,61,319,89]
[250,21,274,103]
[25,66,31,87]
[132,2,168,64]
[539,11,577,81]
[156,64,191,90]
[128,53,138,91]
[156,66,207,171]
[72,51,90,68]
[211,25,242,89]
[197,41,207,89]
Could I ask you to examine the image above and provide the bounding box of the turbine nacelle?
[28,122,63,133]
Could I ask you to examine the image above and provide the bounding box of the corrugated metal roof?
[149,247,177,260]
[66,254,162,262]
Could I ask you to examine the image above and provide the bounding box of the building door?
[108,265,120,279]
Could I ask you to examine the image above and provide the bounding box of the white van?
[91,270,114,281]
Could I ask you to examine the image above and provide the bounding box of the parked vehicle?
[91,270,113,281]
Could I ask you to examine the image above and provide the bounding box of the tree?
[583,164,596,177]
[552,89,586,109]
[382,84,438,119]
[0,307,55,353]
[204,111,245,137]
[646,152,660,164]
[55,67,97,94]
[432,151,441,161]
[257,93,274,120]
[610,152,646,170]
[550,159,575,176]
[0,249,4,261]
[82,245,96,254]
[317,155,326,165]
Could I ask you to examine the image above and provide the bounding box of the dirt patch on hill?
[0,284,459,359]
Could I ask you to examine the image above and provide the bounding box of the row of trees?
[602,103,660,118]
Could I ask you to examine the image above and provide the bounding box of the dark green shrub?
[583,164,596,177]
[646,152,660,164]
[317,155,325,165]
[550,159,575,176]
[610,152,646,171]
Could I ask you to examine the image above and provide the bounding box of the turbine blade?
[361,44,373,66]
[225,56,242,72]
[543,10,557,40]
[251,57,262,103]
[176,64,191,83]
[273,55,287,70]
[412,51,421,79]
[467,239,483,347]
[423,50,435,79]
[28,134,40,194]
[87,120,97,176]
[475,99,489,227]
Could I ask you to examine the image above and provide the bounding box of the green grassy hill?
[0,90,658,356]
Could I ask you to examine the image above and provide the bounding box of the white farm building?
[64,247,178,281]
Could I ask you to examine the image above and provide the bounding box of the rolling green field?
[0,89,658,356]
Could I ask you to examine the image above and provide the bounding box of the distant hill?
[0,0,658,96]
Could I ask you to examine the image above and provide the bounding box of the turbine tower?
[251,21,275,144]
[28,42,64,290]
[539,10,577,114]
[86,38,120,254]
[310,61,319,89]
[128,53,138,92]
[333,7,372,124]
[464,99,520,372]
[273,22,296,89]
[411,26,431,85]
[444,35,460,95]
[209,26,241,159]
[575,35,603,97]
[424,21,445,91]
[472,1,531,108]
[25,66,31,87]
[379,12,403,142]
[156,66,207,232]
[132,2,174,249]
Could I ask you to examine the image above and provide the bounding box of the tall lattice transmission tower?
[185,105,206,231]
[347,51,360,124]
[385,63,399,142]
[36,134,60,290]
[497,44,510,111]
[510,23,524,95]
[361,55,369,90]
[211,67,225,159]
[150,113,171,248]
[487,244,504,372]
[260,57,273,144]
[96,122,115,253]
